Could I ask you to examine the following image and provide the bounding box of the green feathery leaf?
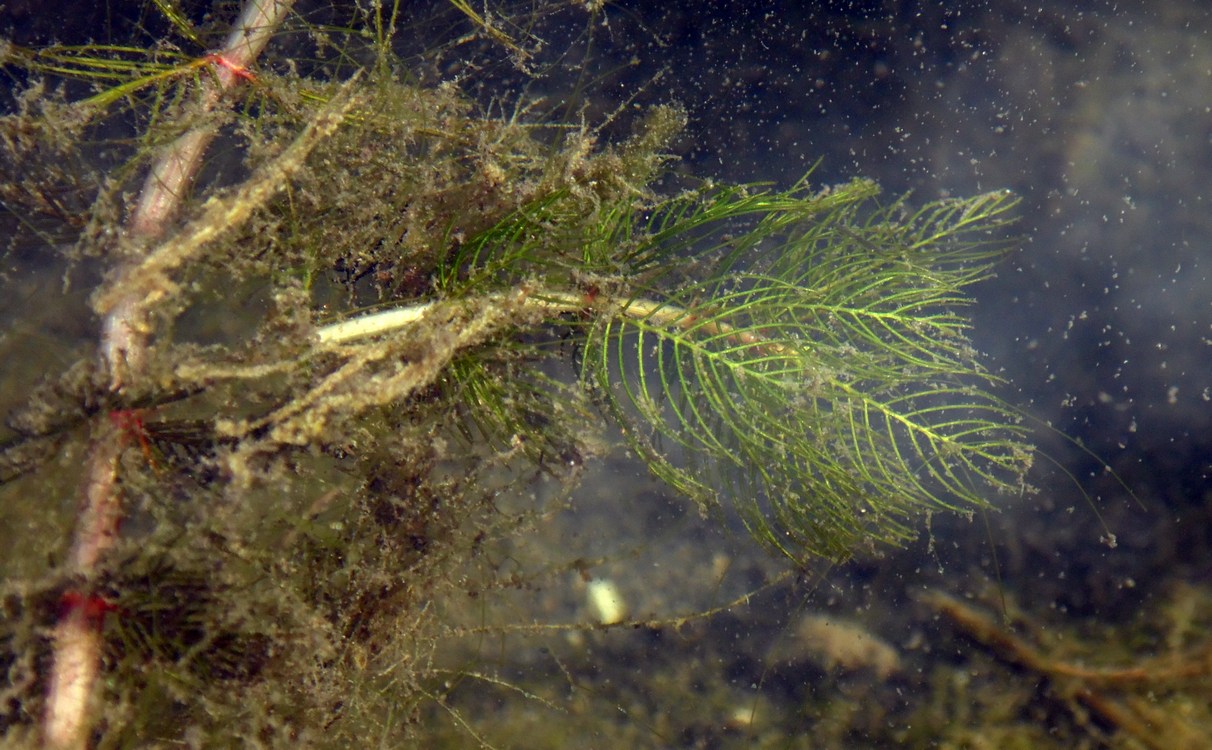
[583,182,1031,560]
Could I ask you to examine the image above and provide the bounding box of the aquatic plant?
[0,0,1032,745]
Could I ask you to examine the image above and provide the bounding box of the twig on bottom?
[921,589,1211,750]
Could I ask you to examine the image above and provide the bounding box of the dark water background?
[3,1,1210,746]
[569,0,1212,608]
[476,2,1212,745]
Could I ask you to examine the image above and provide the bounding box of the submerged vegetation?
[0,1,1038,746]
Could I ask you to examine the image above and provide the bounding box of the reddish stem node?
[203,52,258,83]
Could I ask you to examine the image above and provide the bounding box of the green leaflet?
[581,182,1032,560]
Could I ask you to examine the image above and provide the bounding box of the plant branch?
[43,2,297,748]
[315,287,768,349]
[106,0,297,388]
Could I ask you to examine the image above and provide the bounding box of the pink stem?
[43,2,297,747]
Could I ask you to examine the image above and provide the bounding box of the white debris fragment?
[586,579,627,625]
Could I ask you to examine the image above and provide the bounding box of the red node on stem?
[203,52,257,83]
[59,590,122,628]
[108,409,159,471]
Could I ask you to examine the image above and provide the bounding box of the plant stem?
[106,0,296,386]
[43,2,296,747]
[316,287,785,355]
